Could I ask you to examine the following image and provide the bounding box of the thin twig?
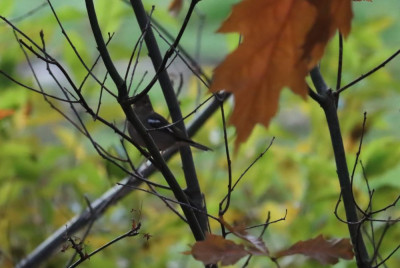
[150,11,211,85]
[117,183,219,222]
[231,138,274,193]
[46,0,114,92]
[219,100,233,216]
[151,24,210,88]
[335,33,343,108]
[68,224,141,268]
[95,72,109,118]
[0,70,78,103]
[129,0,202,101]
[242,212,272,268]
[124,7,152,86]
[337,49,400,94]
[9,1,48,22]
[65,196,97,267]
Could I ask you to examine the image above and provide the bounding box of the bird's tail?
[182,139,212,151]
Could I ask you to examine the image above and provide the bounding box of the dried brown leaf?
[210,0,353,147]
[275,234,354,265]
[187,233,249,266]
[220,216,269,255]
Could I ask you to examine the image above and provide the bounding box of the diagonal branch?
[16,92,229,268]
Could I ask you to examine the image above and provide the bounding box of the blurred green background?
[1,0,399,267]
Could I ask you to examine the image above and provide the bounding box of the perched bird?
[127,95,211,151]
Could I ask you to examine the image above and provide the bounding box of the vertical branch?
[335,33,343,108]
[85,0,204,241]
[310,67,370,267]
[129,0,209,234]
[84,0,126,96]
[218,99,232,217]
[336,33,343,91]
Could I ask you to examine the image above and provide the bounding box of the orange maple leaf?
[210,0,353,147]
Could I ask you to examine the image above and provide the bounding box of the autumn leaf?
[275,234,354,265]
[185,233,249,266]
[210,0,353,146]
[0,109,15,120]
[168,0,183,16]
[220,216,269,255]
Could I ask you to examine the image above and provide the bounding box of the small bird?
[127,95,211,151]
